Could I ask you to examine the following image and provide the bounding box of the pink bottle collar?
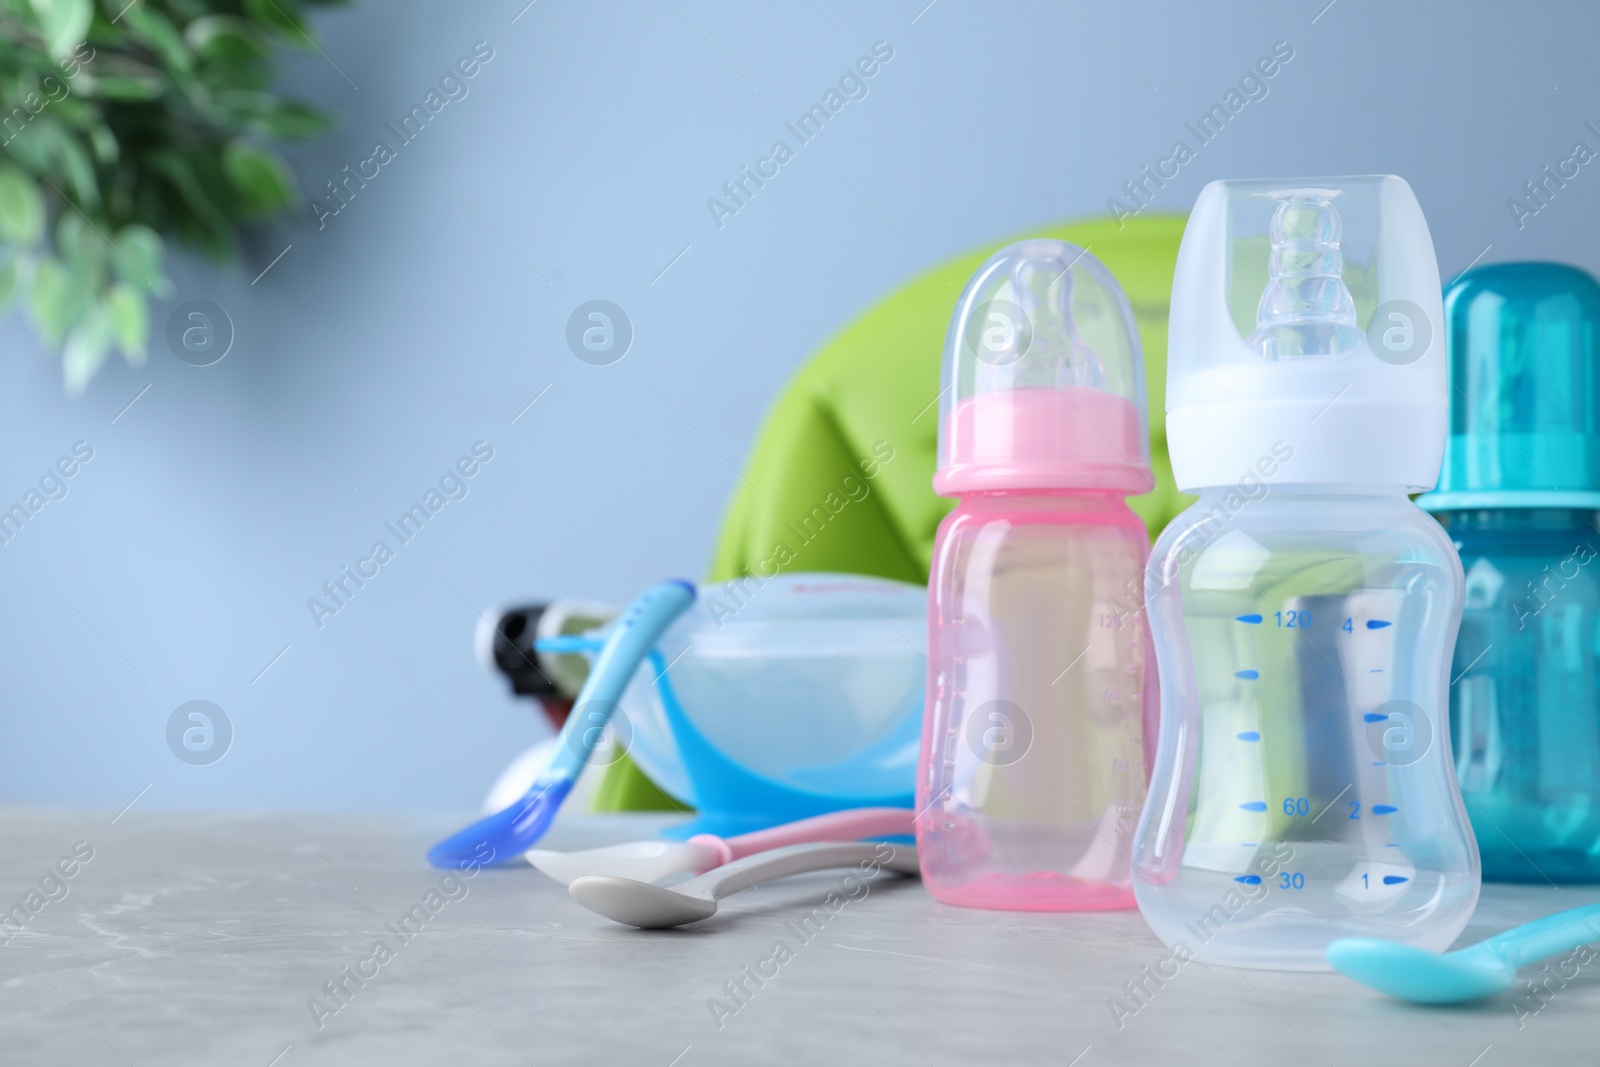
[935,385,1152,496]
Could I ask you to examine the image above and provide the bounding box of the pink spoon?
[526,808,912,885]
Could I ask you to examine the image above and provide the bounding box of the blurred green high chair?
[594,213,1190,812]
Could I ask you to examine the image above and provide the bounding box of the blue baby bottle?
[1131,176,1479,969]
[1419,262,1600,883]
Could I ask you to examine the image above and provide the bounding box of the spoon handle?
[540,580,696,784]
[1486,902,1600,969]
[689,808,915,865]
[685,841,919,902]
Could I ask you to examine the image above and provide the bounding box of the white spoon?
[529,839,719,886]
[568,841,919,929]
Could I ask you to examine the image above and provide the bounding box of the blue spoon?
[1327,903,1600,1004]
[427,579,696,868]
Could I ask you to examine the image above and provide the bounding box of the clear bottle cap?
[934,240,1151,496]
[1166,176,1447,492]
[1422,262,1600,511]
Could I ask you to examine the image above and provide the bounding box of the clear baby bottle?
[917,240,1156,911]
[1131,176,1479,968]
[1419,263,1600,883]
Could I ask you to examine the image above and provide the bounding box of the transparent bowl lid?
[583,574,927,807]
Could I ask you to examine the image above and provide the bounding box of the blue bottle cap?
[1420,262,1600,512]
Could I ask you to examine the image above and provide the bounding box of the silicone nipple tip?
[1249,192,1364,360]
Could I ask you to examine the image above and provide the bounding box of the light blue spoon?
[427,579,695,868]
[1327,903,1600,1004]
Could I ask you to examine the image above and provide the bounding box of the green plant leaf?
[106,282,147,364]
[0,117,50,173]
[245,0,313,46]
[0,167,46,244]
[150,151,234,254]
[28,256,86,347]
[60,135,98,206]
[87,123,119,164]
[30,120,100,208]
[54,208,104,280]
[27,0,92,60]
[0,258,27,315]
[185,15,267,62]
[255,99,330,138]
[6,0,334,389]
[199,61,273,96]
[111,224,165,292]
[89,74,167,100]
[62,303,113,394]
[222,140,295,215]
[211,89,278,125]
[121,4,194,74]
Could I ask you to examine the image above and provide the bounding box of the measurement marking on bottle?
[1383,875,1409,885]
[1372,804,1398,815]
[1233,874,1262,885]
[1384,842,1399,847]
[1234,669,1259,680]
[1239,801,1267,812]
[1367,620,1393,630]
[1371,760,1386,766]
[1362,712,1388,723]
[1236,614,1263,624]
[1241,842,1257,847]
[1370,668,1384,673]
[1236,731,1261,742]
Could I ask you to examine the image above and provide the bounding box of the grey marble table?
[0,807,1593,1066]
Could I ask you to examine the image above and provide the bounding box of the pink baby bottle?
[916,240,1156,911]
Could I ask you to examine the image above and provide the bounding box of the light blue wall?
[3,0,1597,811]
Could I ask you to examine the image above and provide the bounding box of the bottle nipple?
[983,246,1107,391]
[936,237,1151,495]
[1248,192,1363,360]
